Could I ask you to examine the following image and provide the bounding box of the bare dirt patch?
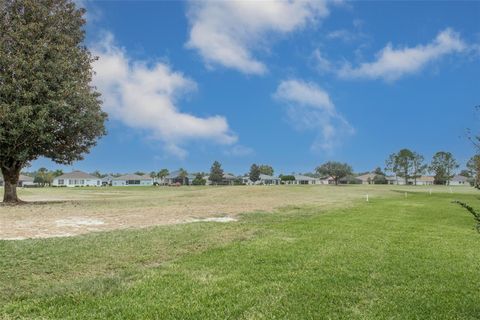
[0,184,442,240]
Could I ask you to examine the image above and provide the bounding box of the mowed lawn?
[1,186,480,319]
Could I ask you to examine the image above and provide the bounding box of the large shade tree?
[209,161,224,185]
[0,0,106,202]
[315,161,352,185]
[385,149,415,185]
[430,151,459,185]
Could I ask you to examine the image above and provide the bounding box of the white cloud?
[274,79,354,152]
[312,49,333,74]
[92,33,237,158]
[339,28,466,81]
[224,145,254,157]
[186,0,331,74]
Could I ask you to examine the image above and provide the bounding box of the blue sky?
[32,0,480,175]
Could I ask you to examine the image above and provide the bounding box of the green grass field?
[1,186,480,319]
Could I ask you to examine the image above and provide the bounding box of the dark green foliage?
[452,200,480,233]
[157,169,169,181]
[315,161,353,185]
[178,168,188,185]
[280,174,295,182]
[373,174,387,184]
[411,152,427,185]
[249,164,260,182]
[0,0,107,202]
[91,170,106,178]
[258,165,274,176]
[192,173,206,186]
[430,151,459,185]
[33,167,62,186]
[209,161,224,185]
[385,149,415,184]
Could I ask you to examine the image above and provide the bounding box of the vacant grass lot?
[1,186,480,319]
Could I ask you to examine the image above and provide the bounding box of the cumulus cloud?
[186,0,331,74]
[92,33,237,158]
[339,28,466,81]
[274,79,354,152]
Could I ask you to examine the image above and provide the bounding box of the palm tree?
[157,169,169,185]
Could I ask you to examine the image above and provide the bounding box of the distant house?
[356,173,376,185]
[0,174,36,187]
[286,175,320,185]
[450,175,469,186]
[415,176,434,186]
[111,174,153,186]
[319,176,335,184]
[241,174,280,185]
[164,170,196,185]
[258,174,280,185]
[101,175,114,186]
[221,173,237,185]
[386,176,402,185]
[52,171,101,187]
[385,175,434,185]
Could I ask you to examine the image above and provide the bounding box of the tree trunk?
[1,164,22,203]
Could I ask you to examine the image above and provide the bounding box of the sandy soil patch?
[1,184,457,240]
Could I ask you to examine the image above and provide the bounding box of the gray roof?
[294,174,317,181]
[259,174,280,180]
[55,171,99,180]
[0,174,33,182]
[452,175,469,182]
[356,173,376,181]
[113,174,152,181]
[223,173,237,179]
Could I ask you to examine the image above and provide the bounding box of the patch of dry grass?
[0,184,473,239]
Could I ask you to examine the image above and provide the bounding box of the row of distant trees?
[24,150,477,188]
[386,149,478,186]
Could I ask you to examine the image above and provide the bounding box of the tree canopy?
[258,165,274,176]
[315,161,352,185]
[385,149,415,184]
[209,161,224,185]
[0,0,106,202]
[430,151,458,185]
[249,164,260,182]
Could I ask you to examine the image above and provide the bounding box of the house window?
[68,179,73,185]
[58,179,64,185]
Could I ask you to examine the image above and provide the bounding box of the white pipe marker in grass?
[366,194,369,202]
[429,188,432,195]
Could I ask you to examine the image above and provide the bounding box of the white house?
[450,175,469,186]
[242,174,280,185]
[111,174,153,186]
[52,171,101,187]
[289,175,320,185]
